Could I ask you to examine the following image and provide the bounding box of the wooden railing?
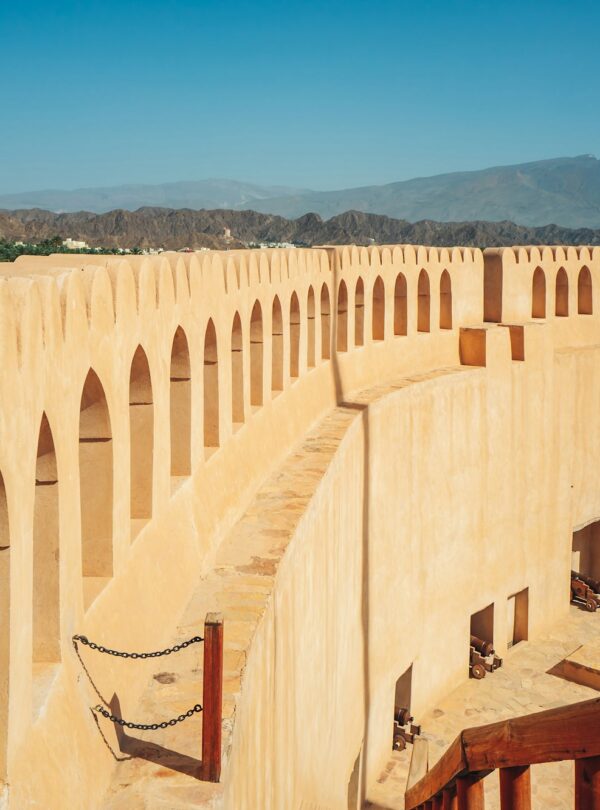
[404,697,600,810]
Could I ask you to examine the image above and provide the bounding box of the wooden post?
[432,795,444,810]
[202,612,223,782]
[456,774,484,810]
[442,787,458,810]
[576,756,600,810]
[499,765,531,810]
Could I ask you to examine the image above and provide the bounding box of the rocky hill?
[2,206,600,251]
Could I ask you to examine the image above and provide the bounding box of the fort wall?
[0,244,598,807]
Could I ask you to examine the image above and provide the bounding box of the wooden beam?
[202,612,223,782]
[499,765,531,810]
[575,756,600,810]
[456,773,484,810]
[464,698,600,771]
[407,698,600,809]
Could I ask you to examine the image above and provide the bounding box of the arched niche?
[321,284,331,360]
[204,319,220,449]
[532,267,546,318]
[307,287,316,368]
[372,276,385,341]
[417,270,430,332]
[355,278,365,346]
[290,293,301,377]
[578,266,593,315]
[231,312,245,426]
[170,327,191,476]
[129,346,154,536]
[250,301,264,407]
[337,281,348,352]
[394,273,407,336]
[439,270,452,329]
[79,369,113,610]
[555,268,569,317]
[271,297,284,393]
[33,413,60,665]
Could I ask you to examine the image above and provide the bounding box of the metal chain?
[93,703,202,730]
[72,634,203,659]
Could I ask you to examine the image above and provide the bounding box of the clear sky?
[2,0,599,193]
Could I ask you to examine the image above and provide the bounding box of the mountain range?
[2,207,600,251]
[2,156,600,228]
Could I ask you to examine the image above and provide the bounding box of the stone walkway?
[366,607,600,810]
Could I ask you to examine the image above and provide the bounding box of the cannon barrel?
[572,570,600,594]
[394,707,413,727]
[470,635,494,657]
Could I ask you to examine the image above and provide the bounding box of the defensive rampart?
[0,244,599,808]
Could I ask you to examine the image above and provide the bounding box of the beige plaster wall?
[0,243,598,807]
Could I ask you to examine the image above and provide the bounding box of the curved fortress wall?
[0,244,598,807]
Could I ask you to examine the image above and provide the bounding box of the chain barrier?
[72,634,203,659]
[73,632,204,731]
[93,703,203,730]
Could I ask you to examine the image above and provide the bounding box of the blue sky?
[1,0,599,193]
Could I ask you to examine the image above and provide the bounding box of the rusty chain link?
[72,634,203,659]
[93,703,203,730]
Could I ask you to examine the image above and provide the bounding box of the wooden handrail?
[405,697,600,809]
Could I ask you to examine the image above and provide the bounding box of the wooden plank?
[408,698,600,810]
[499,765,531,810]
[405,737,466,809]
[575,756,600,810]
[456,774,484,810]
[202,612,223,782]
[464,698,600,771]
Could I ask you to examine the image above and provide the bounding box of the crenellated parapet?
[0,242,599,808]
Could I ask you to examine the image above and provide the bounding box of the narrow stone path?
[366,607,600,810]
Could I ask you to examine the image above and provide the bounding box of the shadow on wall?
[329,253,372,807]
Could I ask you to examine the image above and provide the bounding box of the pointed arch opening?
[307,287,316,368]
[231,312,245,427]
[250,301,264,407]
[79,369,113,610]
[33,413,60,668]
[394,273,407,336]
[578,266,593,315]
[555,268,569,317]
[170,327,191,477]
[321,284,331,360]
[290,292,301,378]
[532,267,546,318]
[355,278,365,346]
[372,276,385,341]
[337,281,348,352]
[439,270,452,329]
[0,472,9,781]
[204,319,220,448]
[417,270,430,333]
[129,347,154,537]
[271,297,284,393]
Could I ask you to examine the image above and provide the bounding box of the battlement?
[2,244,600,808]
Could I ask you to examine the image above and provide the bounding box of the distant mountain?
[2,156,600,229]
[2,206,600,252]
[242,156,600,229]
[0,179,306,215]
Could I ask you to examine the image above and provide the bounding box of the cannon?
[572,570,600,595]
[469,635,502,680]
[392,707,421,751]
[570,572,600,612]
